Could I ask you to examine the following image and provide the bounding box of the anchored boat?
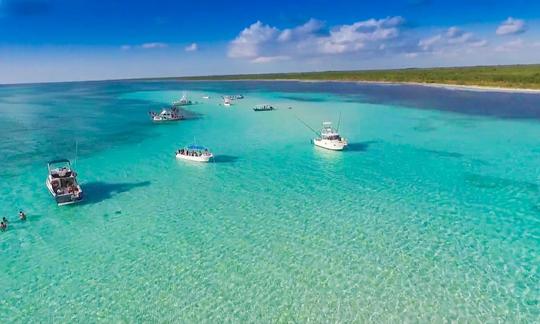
[149,107,183,122]
[313,122,348,151]
[223,97,232,107]
[176,145,214,162]
[253,104,275,112]
[173,92,193,106]
[46,159,83,206]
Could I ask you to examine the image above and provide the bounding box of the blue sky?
[0,0,539,83]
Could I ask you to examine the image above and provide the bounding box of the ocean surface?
[0,80,539,322]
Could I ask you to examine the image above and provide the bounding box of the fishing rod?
[294,114,320,136]
[337,111,342,132]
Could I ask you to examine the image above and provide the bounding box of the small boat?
[313,122,348,151]
[46,159,83,206]
[149,107,183,122]
[253,104,275,112]
[176,145,214,162]
[223,97,232,107]
[202,95,210,99]
[173,92,193,106]
[233,94,244,99]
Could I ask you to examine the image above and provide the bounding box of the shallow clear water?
[0,81,539,322]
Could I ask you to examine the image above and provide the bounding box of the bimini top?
[48,158,71,166]
[187,145,208,151]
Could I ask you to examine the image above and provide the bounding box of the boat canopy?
[187,145,208,151]
[47,159,73,174]
[48,158,71,165]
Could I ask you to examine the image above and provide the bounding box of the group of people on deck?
[0,211,27,232]
[177,148,209,157]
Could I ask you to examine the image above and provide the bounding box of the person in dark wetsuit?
[0,221,6,232]
[19,211,26,221]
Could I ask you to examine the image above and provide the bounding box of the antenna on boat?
[74,139,79,167]
[337,111,342,131]
[295,115,320,136]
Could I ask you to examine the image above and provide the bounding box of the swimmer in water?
[19,211,26,221]
[0,221,6,232]
[2,217,7,224]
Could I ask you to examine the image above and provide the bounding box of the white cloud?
[185,43,198,52]
[496,17,527,36]
[277,18,324,42]
[141,42,168,49]
[120,45,131,51]
[317,16,405,54]
[228,21,278,58]
[250,56,290,64]
[495,38,524,52]
[419,27,487,52]
[228,17,406,61]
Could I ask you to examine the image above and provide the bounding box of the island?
[157,64,540,92]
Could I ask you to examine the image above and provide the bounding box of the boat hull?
[176,153,213,162]
[152,116,182,122]
[313,139,347,151]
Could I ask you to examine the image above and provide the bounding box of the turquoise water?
[0,81,539,322]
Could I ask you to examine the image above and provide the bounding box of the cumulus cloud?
[277,18,325,42]
[185,43,198,52]
[228,17,407,63]
[228,21,278,59]
[141,42,168,49]
[418,27,487,52]
[495,38,524,52]
[496,17,527,36]
[319,16,405,54]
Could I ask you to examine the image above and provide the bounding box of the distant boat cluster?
[46,91,348,206]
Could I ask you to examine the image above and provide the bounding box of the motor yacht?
[150,107,183,122]
[313,122,348,151]
[46,159,83,205]
[173,92,193,106]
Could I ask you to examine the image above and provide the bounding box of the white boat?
[149,107,183,122]
[46,159,83,206]
[223,97,232,106]
[176,145,214,162]
[313,122,348,151]
[202,95,210,99]
[173,92,192,106]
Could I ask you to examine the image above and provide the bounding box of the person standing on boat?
[19,210,26,221]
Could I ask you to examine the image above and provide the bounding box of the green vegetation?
[169,64,540,90]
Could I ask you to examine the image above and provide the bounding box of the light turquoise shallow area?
[0,81,539,322]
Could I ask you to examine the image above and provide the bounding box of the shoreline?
[180,78,540,94]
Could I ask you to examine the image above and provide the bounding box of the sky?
[0,0,539,84]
